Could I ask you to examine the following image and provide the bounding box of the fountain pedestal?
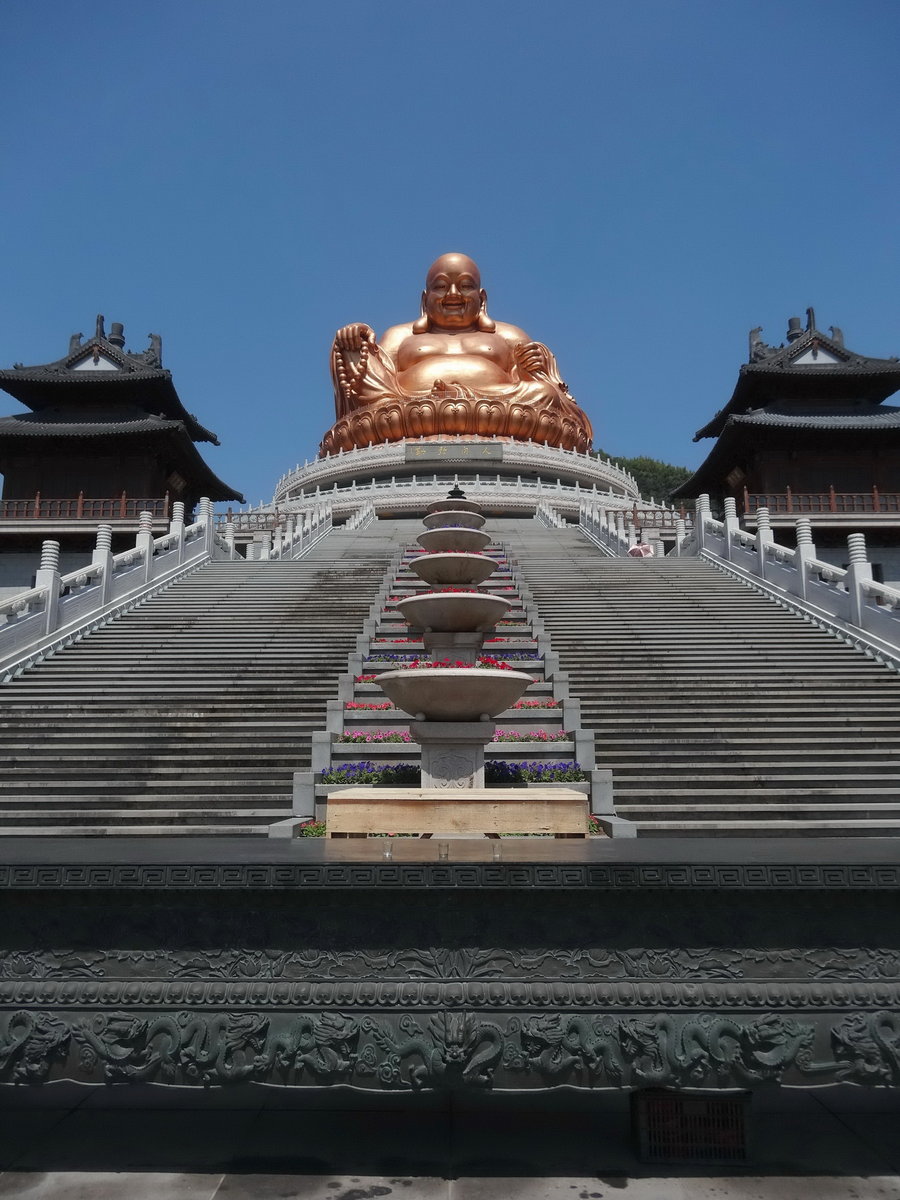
[421,631,484,666]
[410,720,495,788]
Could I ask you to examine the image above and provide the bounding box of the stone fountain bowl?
[396,591,509,632]
[422,509,486,530]
[374,667,534,721]
[425,498,484,516]
[417,528,492,554]
[411,553,496,587]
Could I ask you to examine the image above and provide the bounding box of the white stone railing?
[274,437,641,503]
[535,501,568,529]
[342,500,376,531]
[690,495,900,667]
[578,500,689,558]
[270,472,643,521]
[0,499,232,682]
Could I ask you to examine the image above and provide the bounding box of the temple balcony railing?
[681,495,900,667]
[273,437,642,505]
[0,493,171,535]
[743,487,900,527]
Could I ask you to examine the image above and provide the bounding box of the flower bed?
[511,699,560,709]
[485,760,586,783]
[344,701,395,711]
[491,729,571,742]
[320,762,419,785]
[389,655,517,672]
[335,730,413,744]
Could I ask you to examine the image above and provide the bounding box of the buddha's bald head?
[421,253,490,331]
[425,252,482,291]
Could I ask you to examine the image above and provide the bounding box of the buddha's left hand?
[514,341,551,378]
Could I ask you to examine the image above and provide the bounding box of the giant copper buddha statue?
[320,253,593,455]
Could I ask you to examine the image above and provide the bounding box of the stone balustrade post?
[169,501,186,564]
[722,496,740,562]
[794,518,816,601]
[91,524,114,606]
[695,494,711,551]
[755,507,773,580]
[35,540,61,636]
[674,517,686,557]
[136,510,154,582]
[626,522,637,548]
[224,520,236,561]
[257,532,272,561]
[614,511,626,551]
[198,497,214,554]
[846,532,872,627]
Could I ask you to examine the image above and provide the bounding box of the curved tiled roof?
[0,411,185,438]
[695,324,900,441]
[0,329,219,445]
[731,405,900,431]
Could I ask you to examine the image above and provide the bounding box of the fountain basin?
[422,509,486,530]
[375,667,534,721]
[426,498,483,515]
[396,591,509,632]
[412,553,496,587]
[417,528,492,554]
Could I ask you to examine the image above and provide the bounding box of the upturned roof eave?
[0,370,219,445]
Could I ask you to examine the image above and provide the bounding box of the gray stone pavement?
[0,1084,897,1198]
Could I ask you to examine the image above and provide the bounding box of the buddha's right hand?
[334,323,375,352]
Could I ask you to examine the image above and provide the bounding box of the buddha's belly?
[398,355,512,394]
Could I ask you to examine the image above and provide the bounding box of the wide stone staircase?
[0,524,397,835]
[506,520,900,837]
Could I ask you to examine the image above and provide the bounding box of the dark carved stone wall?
[1,867,899,1092]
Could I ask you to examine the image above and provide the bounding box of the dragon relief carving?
[366,1012,503,1089]
[0,1007,898,1091]
[506,1014,624,1083]
[0,1011,71,1082]
[619,1014,819,1086]
[831,1012,900,1085]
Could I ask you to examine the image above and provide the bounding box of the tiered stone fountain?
[375,488,533,789]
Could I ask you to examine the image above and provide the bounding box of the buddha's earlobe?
[412,291,430,334]
[477,289,496,333]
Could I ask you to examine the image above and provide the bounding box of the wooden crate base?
[325,786,588,837]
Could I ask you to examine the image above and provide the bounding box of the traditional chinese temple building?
[673,310,900,573]
[0,316,242,589]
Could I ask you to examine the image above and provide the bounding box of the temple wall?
[1,854,898,1093]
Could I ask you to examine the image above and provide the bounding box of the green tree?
[594,449,692,503]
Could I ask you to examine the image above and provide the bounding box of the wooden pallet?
[326,786,588,837]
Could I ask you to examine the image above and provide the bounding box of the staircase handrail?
[266,502,334,561]
[691,495,900,668]
[577,500,631,557]
[535,500,567,528]
[0,498,230,682]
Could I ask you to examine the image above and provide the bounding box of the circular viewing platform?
[273,436,642,518]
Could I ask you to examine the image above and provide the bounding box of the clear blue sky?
[2,0,898,506]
